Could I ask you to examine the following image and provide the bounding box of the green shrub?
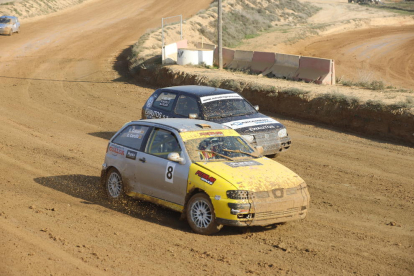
[319,93,359,106]
[281,87,310,97]
[370,80,385,91]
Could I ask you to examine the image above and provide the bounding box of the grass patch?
[319,92,359,106]
[207,78,221,88]
[339,79,385,91]
[280,87,310,98]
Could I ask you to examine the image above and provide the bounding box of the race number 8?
[165,162,176,183]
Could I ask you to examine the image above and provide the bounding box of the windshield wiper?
[233,111,256,117]
[207,114,230,120]
[222,148,258,158]
[196,150,234,161]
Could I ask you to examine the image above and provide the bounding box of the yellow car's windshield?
[184,135,257,162]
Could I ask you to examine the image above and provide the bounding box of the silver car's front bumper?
[0,28,11,35]
[253,132,291,156]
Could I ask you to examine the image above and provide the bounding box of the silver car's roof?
[130,118,228,132]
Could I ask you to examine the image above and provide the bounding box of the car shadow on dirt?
[33,174,283,236]
[33,174,189,231]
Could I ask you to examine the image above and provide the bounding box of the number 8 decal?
[165,161,176,183]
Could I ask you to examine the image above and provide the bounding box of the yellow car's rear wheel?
[105,168,125,202]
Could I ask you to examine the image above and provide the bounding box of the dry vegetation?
[128,0,320,72]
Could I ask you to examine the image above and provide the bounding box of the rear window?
[152,92,177,112]
[175,95,200,117]
[112,125,149,151]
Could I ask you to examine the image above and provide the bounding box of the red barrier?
[213,47,235,68]
[251,52,275,73]
[294,57,335,85]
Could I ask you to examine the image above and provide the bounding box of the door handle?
[139,157,146,163]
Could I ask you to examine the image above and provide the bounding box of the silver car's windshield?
[0,18,11,24]
[185,135,257,162]
[202,99,257,119]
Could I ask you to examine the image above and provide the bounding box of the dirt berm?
[133,65,414,145]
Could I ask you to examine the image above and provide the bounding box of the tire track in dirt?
[289,25,414,89]
[0,217,103,275]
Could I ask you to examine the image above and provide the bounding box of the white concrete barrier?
[162,39,188,64]
[263,53,300,79]
[177,49,214,66]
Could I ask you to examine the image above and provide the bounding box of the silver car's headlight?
[278,128,287,138]
[242,134,255,143]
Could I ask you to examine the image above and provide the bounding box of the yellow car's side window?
[146,128,182,159]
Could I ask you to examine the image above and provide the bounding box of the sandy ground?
[0,0,413,276]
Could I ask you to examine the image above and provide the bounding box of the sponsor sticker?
[248,125,276,132]
[126,150,137,160]
[200,131,224,137]
[109,145,125,156]
[223,118,279,130]
[200,93,243,104]
[126,133,143,139]
[145,109,169,119]
[225,160,262,168]
[195,170,216,185]
[129,128,145,134]
[159,99,170,107]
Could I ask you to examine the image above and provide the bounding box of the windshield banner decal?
[200,93,243,104]
[225,160,263,168]
[222,118,280,130]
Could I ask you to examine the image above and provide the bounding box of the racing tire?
[186,193,222,235]
[105,168,126,202]
[8,29,12,36]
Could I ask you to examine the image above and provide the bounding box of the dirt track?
[0,0,413,275]
[286,25,414,90]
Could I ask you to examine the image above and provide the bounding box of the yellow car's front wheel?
[186,193,222,235]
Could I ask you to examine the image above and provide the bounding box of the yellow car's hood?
[195,157,304,192]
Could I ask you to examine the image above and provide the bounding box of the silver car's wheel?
[186,193,222,235]
[8,29,12,36]
[106,168,124,201]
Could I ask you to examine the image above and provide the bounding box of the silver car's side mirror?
[255,146,264,156]
[168,152,186,165]
[254,105,259,111]
[188,113,199,119]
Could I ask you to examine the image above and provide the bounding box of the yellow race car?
[101,119,309,235]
